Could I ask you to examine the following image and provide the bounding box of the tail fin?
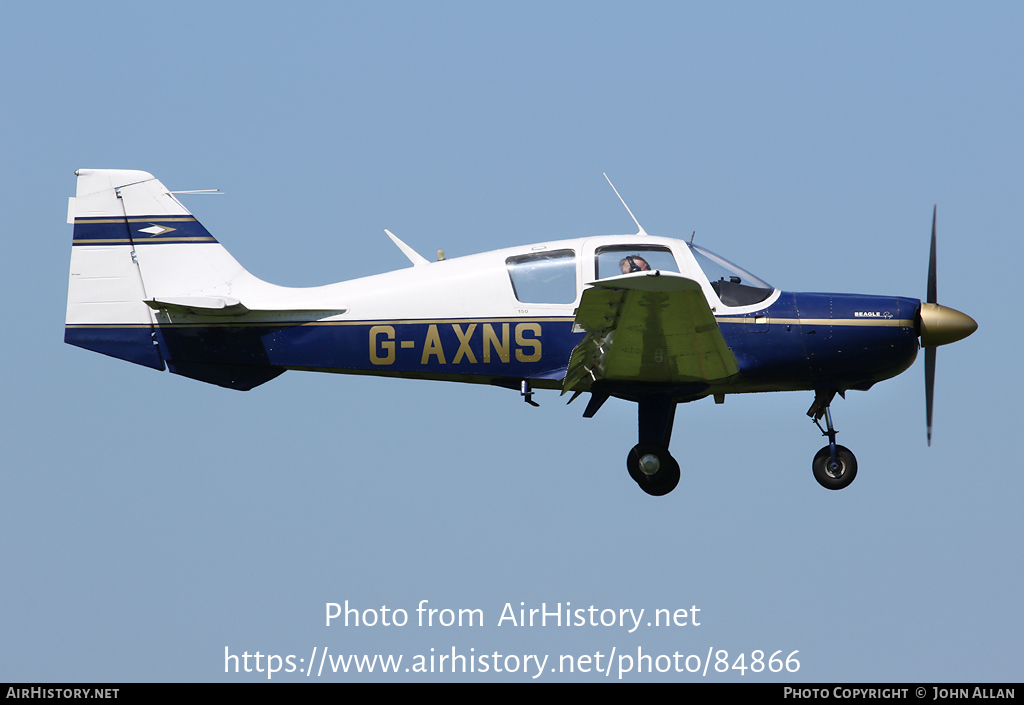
[66,169,280,389]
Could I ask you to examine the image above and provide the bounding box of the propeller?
[925,207,937,446]
[918,206,977,445]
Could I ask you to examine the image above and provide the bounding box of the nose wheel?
[812,444,857,490]
[807,390,858,490]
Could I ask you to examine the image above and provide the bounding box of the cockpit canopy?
[688,243,774,307]
[502,240,775,308]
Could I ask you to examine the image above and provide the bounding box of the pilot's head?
[620,255,651,274]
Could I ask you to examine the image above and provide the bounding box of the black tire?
[812,445,858,490]
[627,443,681,496]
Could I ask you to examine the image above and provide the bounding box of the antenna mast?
[603,173,648,237]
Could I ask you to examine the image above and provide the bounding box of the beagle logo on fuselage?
[369,322,542,366]
[854,311,893,318]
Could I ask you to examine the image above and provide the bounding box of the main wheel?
[627,443,681,496]
[812,445,858,490]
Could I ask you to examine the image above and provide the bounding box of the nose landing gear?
[807,390,858,490]
[812,444,857,490]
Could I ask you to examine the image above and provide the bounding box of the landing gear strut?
[807,390,858,490]
[628,395,680,496]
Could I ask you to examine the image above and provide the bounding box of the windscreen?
[689,244,773,307]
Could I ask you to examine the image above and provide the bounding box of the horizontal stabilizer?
[146,296,250,315]
[145,297,349,318]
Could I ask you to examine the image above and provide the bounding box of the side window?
[595,245,680,279]
[505,250,578,304]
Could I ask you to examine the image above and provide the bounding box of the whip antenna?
[603,173,648,237]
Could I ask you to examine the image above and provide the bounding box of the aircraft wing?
[562,271,739,393]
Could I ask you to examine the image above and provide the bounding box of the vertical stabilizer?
[65,169,262,381]
[66,169,303,390]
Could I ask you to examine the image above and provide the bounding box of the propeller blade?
[926,206,937,445]
[925,346,935,446]
[927,205,937,304]
[920,205,976,445]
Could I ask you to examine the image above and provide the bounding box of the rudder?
[65,169,171,370]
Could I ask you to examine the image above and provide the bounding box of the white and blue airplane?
[65,169,977,496]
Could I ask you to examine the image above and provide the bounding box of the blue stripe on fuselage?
[72,293,921,395]
[153,318,580,383]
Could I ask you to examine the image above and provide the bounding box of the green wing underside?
[562,272,739,393]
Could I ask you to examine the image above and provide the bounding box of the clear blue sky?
[1,1,1020,682]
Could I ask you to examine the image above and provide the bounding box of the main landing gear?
[627,395,681,496]
[807,391,858,490]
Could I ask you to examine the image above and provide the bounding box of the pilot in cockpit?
[620,255,651,274]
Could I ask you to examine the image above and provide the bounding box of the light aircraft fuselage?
[64,169,975,495]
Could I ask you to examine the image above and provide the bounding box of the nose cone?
[919,303,978,347]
